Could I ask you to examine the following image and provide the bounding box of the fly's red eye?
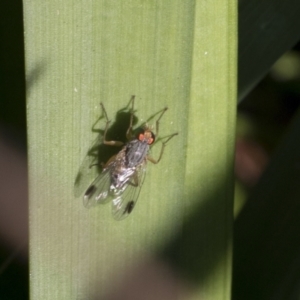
[148,132,155,145]
[136,127,145,140]
[148,138,154,145]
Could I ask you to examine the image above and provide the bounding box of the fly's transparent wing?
[112,164,147,220]
[83,168,111,208]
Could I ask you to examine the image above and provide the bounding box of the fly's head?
[136,125,155,145]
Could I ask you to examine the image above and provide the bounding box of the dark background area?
[0,0,28,299]
[1,0,300,299]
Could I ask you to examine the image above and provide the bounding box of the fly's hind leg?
[100,102,124,147]
[147,132,178,164]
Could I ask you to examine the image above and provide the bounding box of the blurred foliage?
[234,48,300,300]
[235,48,300,192]
[0,0,28,299]
[0,245,28,300]
[0,0,26,138]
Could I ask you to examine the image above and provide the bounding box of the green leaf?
[24,1,236,299]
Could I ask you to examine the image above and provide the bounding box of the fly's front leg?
[147,132,178,164]
[100,102,124,147]
[154,107,168,138]
[126,95,136,140]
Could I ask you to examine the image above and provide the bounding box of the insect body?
[84,96,177,220]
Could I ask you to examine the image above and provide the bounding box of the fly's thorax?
[125,139,149,168]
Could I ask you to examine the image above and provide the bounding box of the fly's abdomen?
[110,166,135,191]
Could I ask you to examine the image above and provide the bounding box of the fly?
[83,96,178,220]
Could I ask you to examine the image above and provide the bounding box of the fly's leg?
[100,102,124,147]
[126,95,136,140]
[154,106,168,138]
[147,132,178,164]
[125,97,167,140]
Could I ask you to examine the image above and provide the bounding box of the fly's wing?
[83,168,111,208]
[111,163,147,220]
